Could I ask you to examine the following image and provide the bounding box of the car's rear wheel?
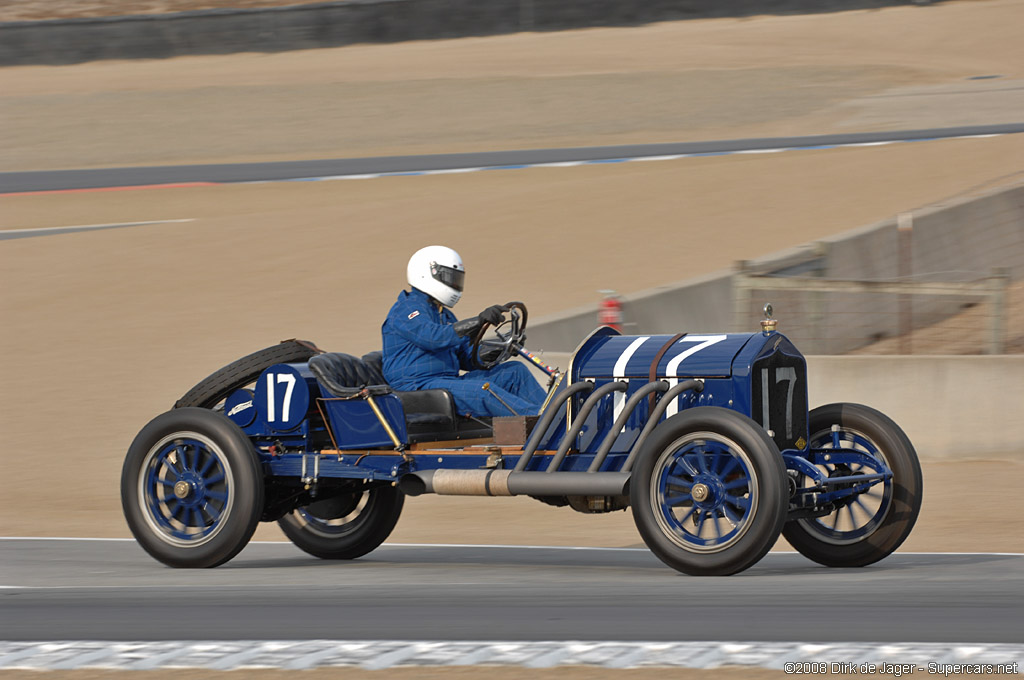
[277,484,404,560]
[121,408,263,568]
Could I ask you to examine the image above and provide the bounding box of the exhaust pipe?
[399,469,513,496]
[398,469,630,497]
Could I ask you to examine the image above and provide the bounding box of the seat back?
[361,351,385,380]
[308,352,388,397]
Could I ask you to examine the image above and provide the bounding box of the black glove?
[479,304,508,326]
[453,317,483,338]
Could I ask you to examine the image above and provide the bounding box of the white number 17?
[266,372,296,423]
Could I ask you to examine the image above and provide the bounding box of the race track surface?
[3,124,1023,194]
[2,539,1021,644]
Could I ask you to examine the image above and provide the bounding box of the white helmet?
[407,245,465,308]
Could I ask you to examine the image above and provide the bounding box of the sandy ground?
[1,4,1023,679]
[2,1,1024,171]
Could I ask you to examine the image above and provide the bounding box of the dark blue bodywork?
[217,327,889,515]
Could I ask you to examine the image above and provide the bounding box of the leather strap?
[648,333,686,413]
[283,338,324,355]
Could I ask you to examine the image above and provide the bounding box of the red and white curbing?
[0,641,1021,671]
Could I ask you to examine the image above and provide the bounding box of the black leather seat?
[308,352,491,442]
[307,352,390,398]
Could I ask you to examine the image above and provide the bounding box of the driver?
[382,245,547,418]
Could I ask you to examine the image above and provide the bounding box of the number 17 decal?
[266,372,297,423]
[255,365,309,431]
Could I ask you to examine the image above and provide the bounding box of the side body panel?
[561,330,808,456]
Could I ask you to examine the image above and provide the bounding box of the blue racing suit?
[382,288,547,417]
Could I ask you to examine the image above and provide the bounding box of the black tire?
[121,408,264,568]
[782,403,923,568]
[630,407,788,576]
[175,339,321,409]
[277,485,404,560]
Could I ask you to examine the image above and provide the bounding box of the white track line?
[230,131,1021,187]
[0,536,137,541]
[383,542,649,551]
[0,585,483,590]
[1,537,1021,555]
[0,219,194,237]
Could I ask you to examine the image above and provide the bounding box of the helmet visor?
[430,262,465,292]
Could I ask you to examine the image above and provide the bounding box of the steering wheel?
[470,301,529,370]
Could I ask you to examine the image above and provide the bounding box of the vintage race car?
[121,304,922,576]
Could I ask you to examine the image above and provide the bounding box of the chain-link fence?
[734,266,1014,355]
[529,178,1024,356]
[732,179,1024,355]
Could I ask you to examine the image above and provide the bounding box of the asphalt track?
[3,123,1024,194]
[1,539,1022,643]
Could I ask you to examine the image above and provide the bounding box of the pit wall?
[528,353,1024,460]
[527,179,1024,355]
[1,0,934,66]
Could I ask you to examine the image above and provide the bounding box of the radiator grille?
[750,350,808,451]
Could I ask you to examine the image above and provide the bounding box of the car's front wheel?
[630,407,788,576]
[783,403,922,567]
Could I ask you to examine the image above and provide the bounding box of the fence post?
[808,241,828,354]
[897,212,914,354]
[989,267,1010,354]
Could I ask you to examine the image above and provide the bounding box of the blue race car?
[121,303,922,576]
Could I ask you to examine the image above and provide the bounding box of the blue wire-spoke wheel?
[796,426,892,545]
[277,484,404,560]
[631,407,788,576]
[293,492,369,538]
[653,432,758,553]
[139,433,234,548]
[783,403,923,568]
[122,408,263,568]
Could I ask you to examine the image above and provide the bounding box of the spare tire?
[175,339,322,410]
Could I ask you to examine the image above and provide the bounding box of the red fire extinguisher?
[598,290,623,331]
